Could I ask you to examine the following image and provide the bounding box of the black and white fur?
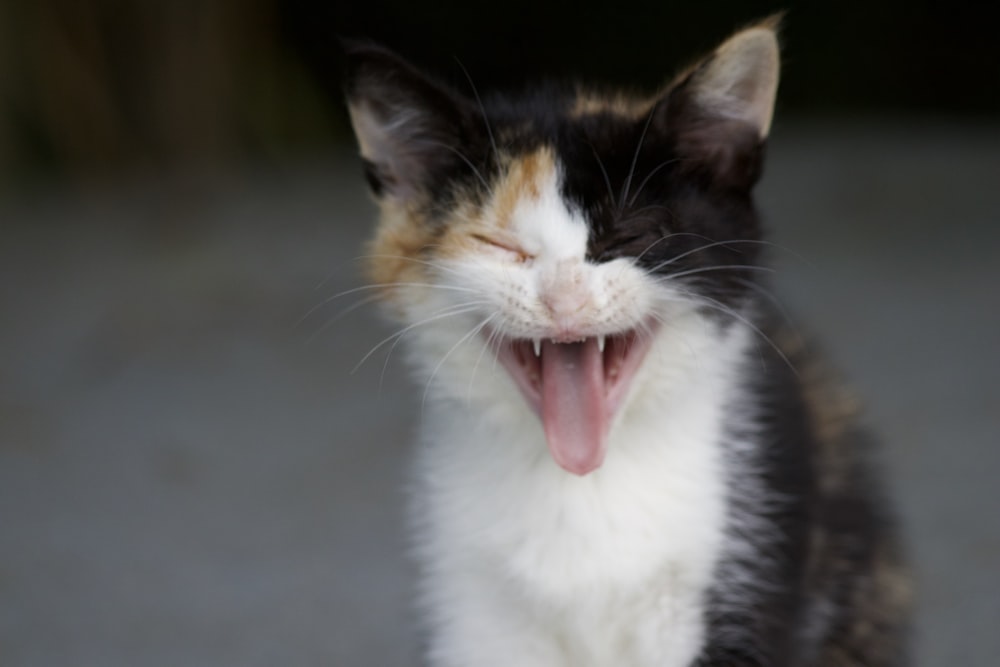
[344,19,910,667]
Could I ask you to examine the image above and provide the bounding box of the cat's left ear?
[342,41,478,203]
[661,18,781,187]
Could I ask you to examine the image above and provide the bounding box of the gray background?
[2,119,998,666]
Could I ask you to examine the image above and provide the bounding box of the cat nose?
[539,261,591,328]
[541,289,588,320]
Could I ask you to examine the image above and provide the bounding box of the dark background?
[2,2,999,666]
[295,0,1000,112]
[2,0,999,187]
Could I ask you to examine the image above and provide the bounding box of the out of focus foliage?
[0,1,333,185]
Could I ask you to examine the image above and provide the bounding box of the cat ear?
[343,41,476,202]
[663,19,781,187]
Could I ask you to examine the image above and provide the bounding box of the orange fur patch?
[366,202,436,291]
[489,147,554,228]
[366,147,557,303]
[422,147,557,265]
[569,92,652,120]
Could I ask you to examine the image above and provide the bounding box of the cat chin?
[488,322,660,475]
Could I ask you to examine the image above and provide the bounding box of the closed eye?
[590,231,661,263]
[472,233,533,263]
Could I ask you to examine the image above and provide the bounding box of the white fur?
[391,163,754,666]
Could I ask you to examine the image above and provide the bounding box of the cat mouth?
[492,327,657,476]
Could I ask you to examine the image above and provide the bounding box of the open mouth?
[492,327,657,476]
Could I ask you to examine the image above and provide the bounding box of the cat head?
[344,21,780,475]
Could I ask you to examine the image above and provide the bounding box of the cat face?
[345,23,780,475]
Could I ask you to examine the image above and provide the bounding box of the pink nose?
[539,262,590,328]
[541,288,588,321]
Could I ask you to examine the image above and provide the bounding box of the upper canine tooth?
[597,335,606,353]
[533,338,542,357]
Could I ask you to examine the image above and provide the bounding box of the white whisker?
[640,237,806,276]
[671,289,798,377]
[455,58,501,169]
[425,139,495,196]
[734,277,805,350]
[589,143,618,209]
[298,281,480,329]
[619,102,660,214]
[658,264,775,281]
[351,302,488,374]
[468,316,507,401]
[302,295,381,340]
[645,238,753,272]
[423,313,498,411]
[632,232,713,263]
[626,158,680,208]
[358,253,468,279]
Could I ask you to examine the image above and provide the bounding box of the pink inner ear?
[349,102,430,201]
[688,26,780,139]
[345,43,481,203]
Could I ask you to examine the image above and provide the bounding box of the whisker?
[619,101,660,214]
[468,316,511,400]
[734,277,803,339]
[301,294,381,339]
[658,290,762,368]
[608,232,720,284]
[370,301,490,387]
[672,289,798,377]
[488,318,508,374]
[644,310,699,365]
[358,254,467,279]
[305,294,392,345]
[351,302,488,374]
[298,281,480,328]
[637,237,807,276]
[657,264,775,281]
[312,265,350,292]
[454,58,500,169]
[626,158,680,209]
[425,140,495,196]
[734,278,808,360]
[625,203,674,219]
[422,313,497,411]
[589,143,618,210]
[632,232,716,263]
[645,238,754,273]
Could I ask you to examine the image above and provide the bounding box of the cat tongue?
[540,338,608,475]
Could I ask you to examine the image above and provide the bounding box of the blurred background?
[1,1,998,665]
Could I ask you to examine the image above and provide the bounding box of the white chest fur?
[409,324,750,667]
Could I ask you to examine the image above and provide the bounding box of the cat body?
[345,20,910,667]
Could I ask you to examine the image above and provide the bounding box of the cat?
[343,18,911,667]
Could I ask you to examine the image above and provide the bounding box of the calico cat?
[343,19,910,667]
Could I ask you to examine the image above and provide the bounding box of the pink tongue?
[540,338,608,475]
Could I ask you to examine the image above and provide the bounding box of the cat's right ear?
[342,41,475,203]
[659,19,781,189]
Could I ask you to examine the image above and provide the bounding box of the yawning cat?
[344,18,910,667]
